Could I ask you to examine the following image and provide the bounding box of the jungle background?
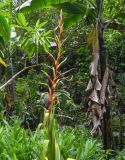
[0,0,125,159]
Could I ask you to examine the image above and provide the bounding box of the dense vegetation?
[0,0,125,159]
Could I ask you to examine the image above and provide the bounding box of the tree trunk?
[98,20,113,149]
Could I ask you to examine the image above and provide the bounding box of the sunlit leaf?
[16,13,28,27]
[0,15,11,42]
[0,57,7,67]
[0,0,11,9]
[42,139,49,159]
[16,0,74,12]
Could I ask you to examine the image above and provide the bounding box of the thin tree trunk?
[98,20,113,149]
[10,56,16,102]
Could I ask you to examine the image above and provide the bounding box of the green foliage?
[0,0,125,159]
[0,119,112,160]
[0,119,44,159]
[43,111,61,160]
[114,149,125,160]
[0,15,11,42]
[16,0,74,12]
[15,13,52,57]
[15,69,44,124]
[16,0,95,28]
[16,13,28,27]
[0,0,11,44]
[59,126,109,160]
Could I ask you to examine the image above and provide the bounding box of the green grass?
[0,119,121,160]
[0,119,44,160]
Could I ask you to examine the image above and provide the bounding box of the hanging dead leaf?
[87,27,96,48]
[87,26,99,53]
[89,89,99,103]
[86,21,102,135]
[90,103,103,135]
[100,67,109,105]
[92,26,99,53]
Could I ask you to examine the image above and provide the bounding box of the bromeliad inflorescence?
[44,10,66,113]
[42,10,67,160]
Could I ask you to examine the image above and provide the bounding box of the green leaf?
[41,70,49,78]
[35,19,40,28]
[27,44,36,57]
[64,14,82,28]
[0,0,11,9]
[0,15,10,42]
[16,0,96,28]
[39,21,48,28]
[55,139,61,160]
[16,0,74,12]
[0,10,11,18]
[13,154,18,160]
[52,2,86,15]
[0,57,7,67]
[42,139,49,159]
[76,137,83,160]
[16,13,28,27]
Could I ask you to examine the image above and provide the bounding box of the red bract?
[46,10,66,112]
[47,76,54,85]
[48,52,56,63]
[55,35,60,51]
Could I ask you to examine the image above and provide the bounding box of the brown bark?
[86,19,113,149]
[99,22,113,149]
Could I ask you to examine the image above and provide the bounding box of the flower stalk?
[45,10,64,113]
[42,11,65,160]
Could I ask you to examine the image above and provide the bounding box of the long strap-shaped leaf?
[0,57,7,67]
[16,0,74,12]
[44,110,61,160]
[16,0,96,28]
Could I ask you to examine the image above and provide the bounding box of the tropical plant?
[0,118,111,160]
[15,12,52,59]
[0,119,44,159]
[16,1,125,151]
[41,10,67,160]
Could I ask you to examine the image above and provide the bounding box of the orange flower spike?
[55,35,60,51]
[51,83,56,95]
[58,19,61,29]
[48,52,56,63]
[52,96,57,102]
[59,10,63,26]
[48,87,52,97]
[52,67,56,80]
[55,76,60,81]
[48,98,52,111]
[59,10,63,38]
[54,60,58,68]
[57,51,65,62]
[47,75,54,86]
[60,24,63,38]
[57,57,67,69]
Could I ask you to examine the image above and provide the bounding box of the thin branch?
[0,64,42,90]
[56,114,74,120]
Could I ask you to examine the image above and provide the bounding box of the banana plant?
[16,0,125,30]
[16,0,95,28]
